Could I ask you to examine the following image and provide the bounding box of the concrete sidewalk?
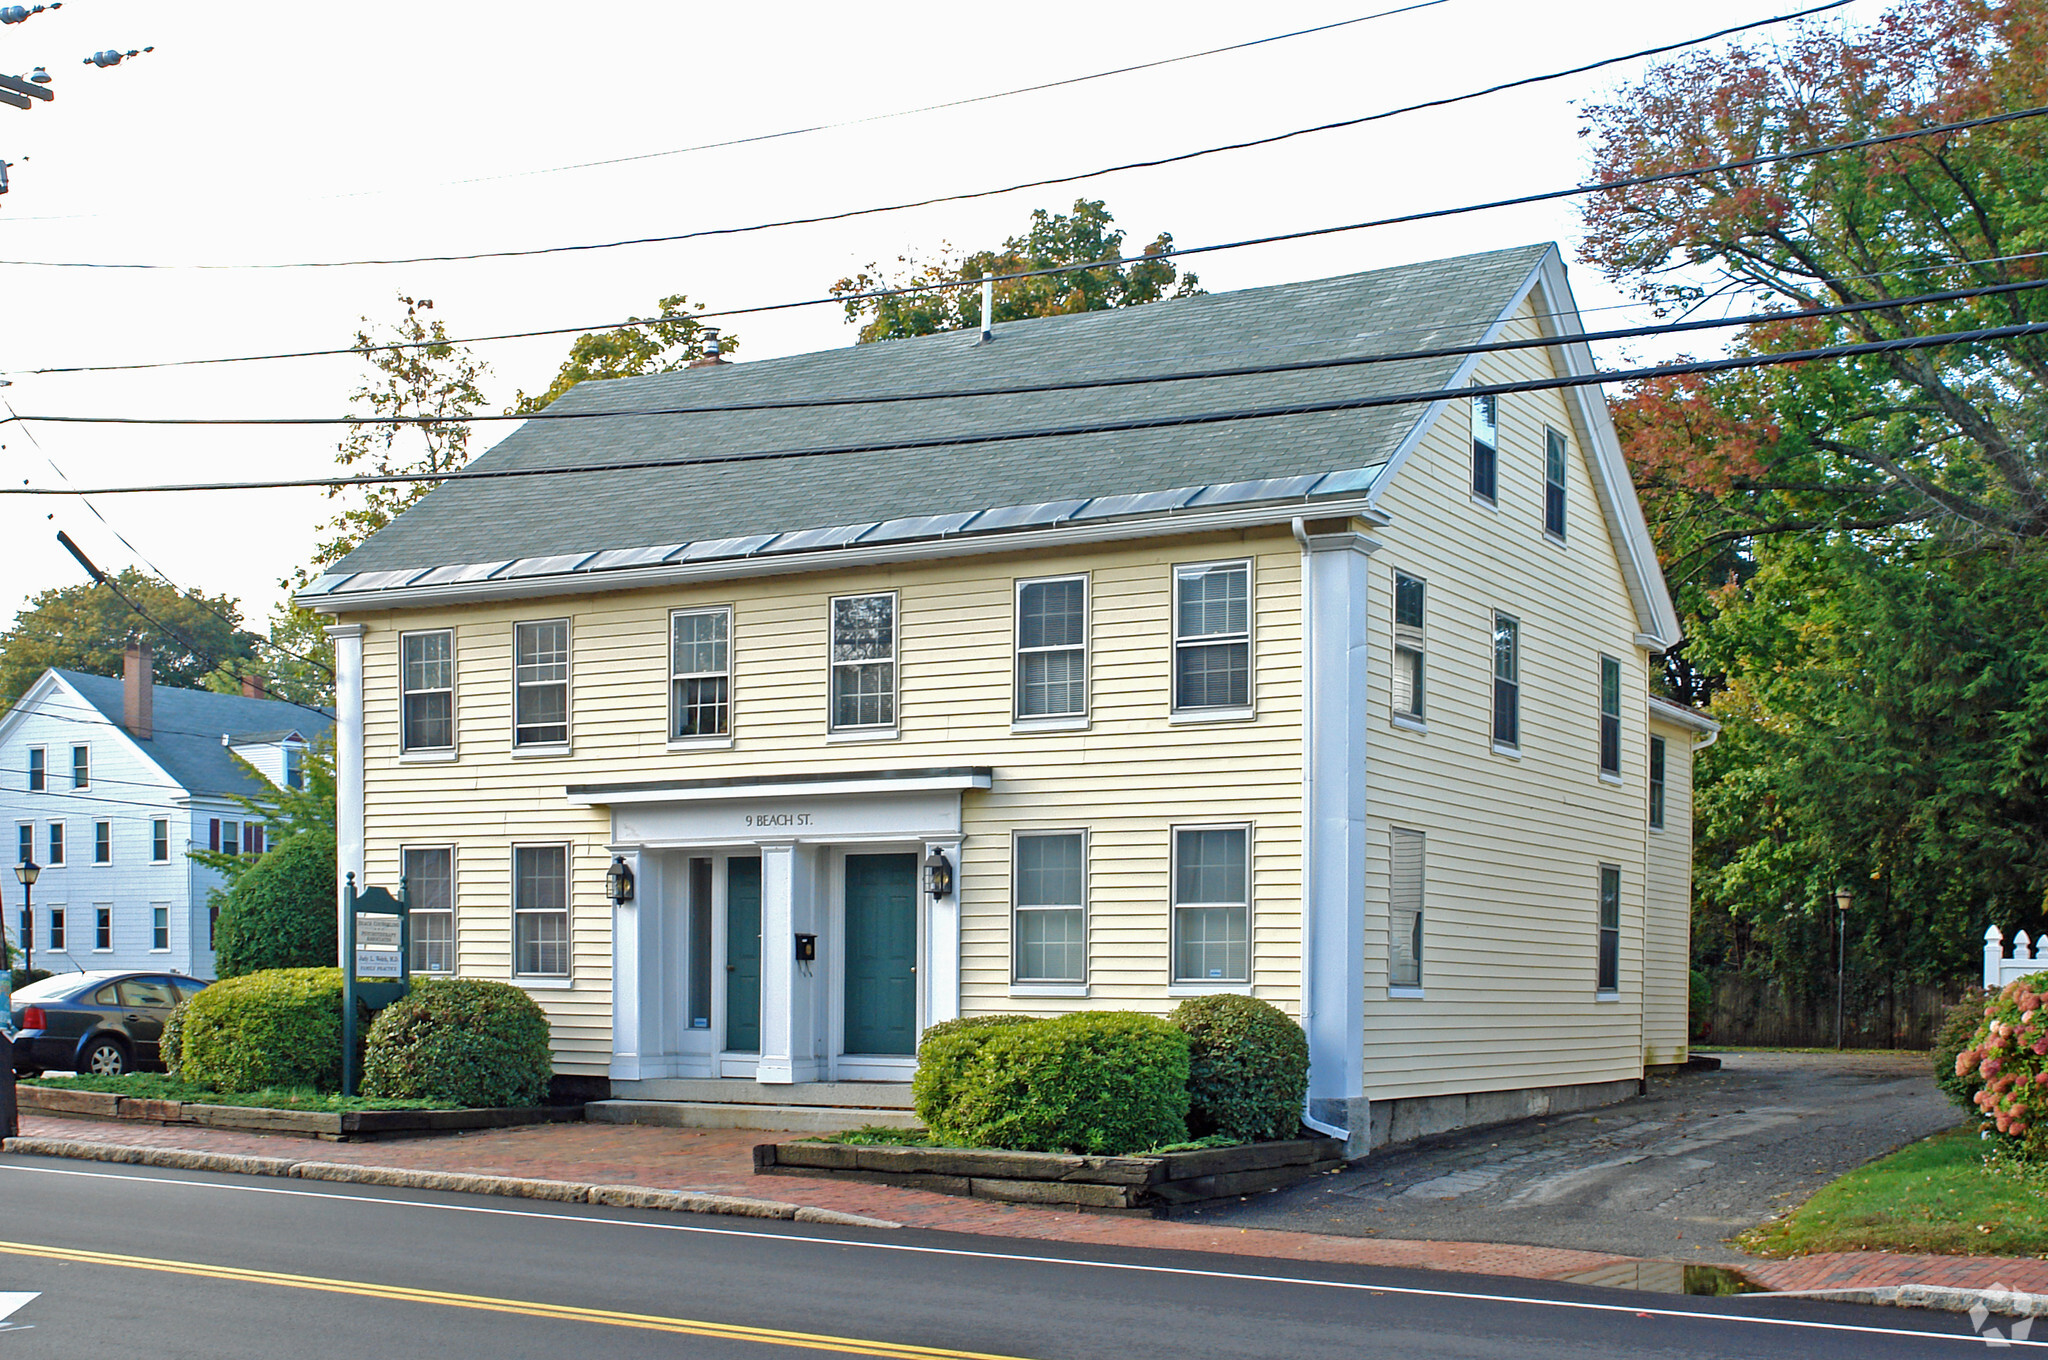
[9,1110,2047,1316]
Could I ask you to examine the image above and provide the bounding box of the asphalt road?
[0,1153,2016,1358]
[1191,1050,1960,1260]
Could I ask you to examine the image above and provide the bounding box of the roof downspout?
[1289,515,1347,1142]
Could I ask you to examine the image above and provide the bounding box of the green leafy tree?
[312,295,489,570]
[0,569,255,709]
[188,736,338,889]
[510,294,734,413]
[211,829,339,978]
[832,198,1202,343]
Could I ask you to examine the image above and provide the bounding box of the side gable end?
[0,669,190,795]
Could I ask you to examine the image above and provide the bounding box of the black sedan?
[8,971,210,1077]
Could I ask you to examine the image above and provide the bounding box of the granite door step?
[18,1083,583,1141]
[755,1135,1348,1216]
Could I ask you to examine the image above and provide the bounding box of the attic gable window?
[400,630,455,752]
[1471,390,1499,502]
[1598,655,1622,777]
[830,593,897,732]
[670,607,732,740]
[71,745,89,789]
[1544,427,1569,539]
[284,746,305,790]
[513,619,571,748]
[1173,561,1252,714]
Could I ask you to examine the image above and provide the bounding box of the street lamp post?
[1834,884,1854,1051]
[11,858,38,977]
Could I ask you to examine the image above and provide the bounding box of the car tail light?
[20,1006,45,1029]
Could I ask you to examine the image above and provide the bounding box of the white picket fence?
[1985,925,2048,989]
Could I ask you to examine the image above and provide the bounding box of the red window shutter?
[248,825,264,855]
[209,819,220,852]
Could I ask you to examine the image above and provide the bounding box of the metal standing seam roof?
[57,671,335,800]
[307,244,1555,600]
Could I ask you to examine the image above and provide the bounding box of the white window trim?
[403,842,458,977]
[827,590,900,735]
[26,745,46,794]
[47,905,65,953]
[1543,425,1569,543]
[46,821,63,866]
[1388,986,1426,1000]
[93,905,112,952]
[1171,558,1256,718]
[511,617,574,752]
[669,604,735,746]
[1598,653,1623,779]
[1169,820,1253,986]
[511,840,573,980]
[151,819,171,864]
[1492,610,1521,752]
[1596,863,1623,997]
[150,903,171,953]
[1013,573,1090,726]
[1390,714,1429,735]
[1011,827,1088,987]
[399,627,458,755]
[71,745,90,790]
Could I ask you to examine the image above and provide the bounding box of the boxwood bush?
[179,967,346,1092]
[914,1011,1190,1155]
[213,830,338,979]
[1169,994,1309,1141]
[362,979,554,1108]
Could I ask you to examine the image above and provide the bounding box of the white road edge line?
[0,1160,2023,1348]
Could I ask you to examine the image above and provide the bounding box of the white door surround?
[574,767,990,1088]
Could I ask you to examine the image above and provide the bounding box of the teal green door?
[843,853,918,1055]
[725,857,762,1053]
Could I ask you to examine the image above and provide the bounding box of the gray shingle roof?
[57,671,335,799]
[323,244,1552,583]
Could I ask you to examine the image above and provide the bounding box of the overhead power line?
[7,277,2042,429]
[0,1,1855,271]
[10,320,2044,498]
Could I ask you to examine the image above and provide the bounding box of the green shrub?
[361,979,554,1108]
[1169,994,1308,1142]
[161,999,189,1076]
[1689,970,1714,1041]
[1934,986,1989,1110]
[179,967,346,1092]
[912,1014,1040,1128]
[917,1011,1190,1155]
[213,830,338,979]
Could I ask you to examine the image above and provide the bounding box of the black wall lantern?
[605,855,636,907]
[923,846,954,901]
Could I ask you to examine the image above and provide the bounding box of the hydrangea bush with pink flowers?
[1955,971,2048,1157]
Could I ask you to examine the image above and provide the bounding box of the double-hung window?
[1393,572,1425,721]
[71,745,89,789]
[284,746,305,790]
[406,846,455,974]
[829,593,897,732]
[94,906,111,951]
[401,630,455,752]
[26,747,44,792]
[1172,825,1250,984]
[513,619,571,747]
[16,824,30,865]
[670,607,732,740]
[1015,576,1088,721]
[513,844,570,977]
[1649,736,1667,830]
[1544,427,1568,538]
[214,819,240,855]
[1597,865,1622,993]
[1390,828,1425,990]
[1471,390,1499,502]
[1013,832,1086,984]
[94,821,111,864]
[1492,613,1521,749]
[1598,656,1622,777]
[48,908,63,951]
[152,819,170,863]
[47,822,63,865]
[152,905,169,951]
[1173,561,1252,714]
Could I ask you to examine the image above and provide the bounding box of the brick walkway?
[15,1113,2045,1298]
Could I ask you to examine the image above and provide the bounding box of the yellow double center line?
[0,1238,1032,1359]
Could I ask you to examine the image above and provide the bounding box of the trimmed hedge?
[214,830,338,979]
[1169,994,1309,1142]
[179,967,346,1092]
[361,979,554,1108]
[914,1011,1190,1155]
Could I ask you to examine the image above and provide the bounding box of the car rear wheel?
[81,1038,128,1077]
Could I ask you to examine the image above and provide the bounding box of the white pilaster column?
[756,841,822,1084]
[923,838,962,1029]
[1298,527,1378,1154]
[324,623,366,967]
[609,845,648,1082]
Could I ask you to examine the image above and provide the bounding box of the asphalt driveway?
[1188,1051,1962,1263]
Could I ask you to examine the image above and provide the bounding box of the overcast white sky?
[0,0,1885,634]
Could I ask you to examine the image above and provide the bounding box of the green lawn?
[1740,1127,2048,1257]
[22,1072,453,1114]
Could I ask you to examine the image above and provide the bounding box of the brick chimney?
[240,674,268,700]
[123,639,153,740]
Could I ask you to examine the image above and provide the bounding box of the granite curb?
[1768,1283,2048,1319]
[2,1136,900,1231]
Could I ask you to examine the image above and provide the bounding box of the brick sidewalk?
[14,1112,2045,1299]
